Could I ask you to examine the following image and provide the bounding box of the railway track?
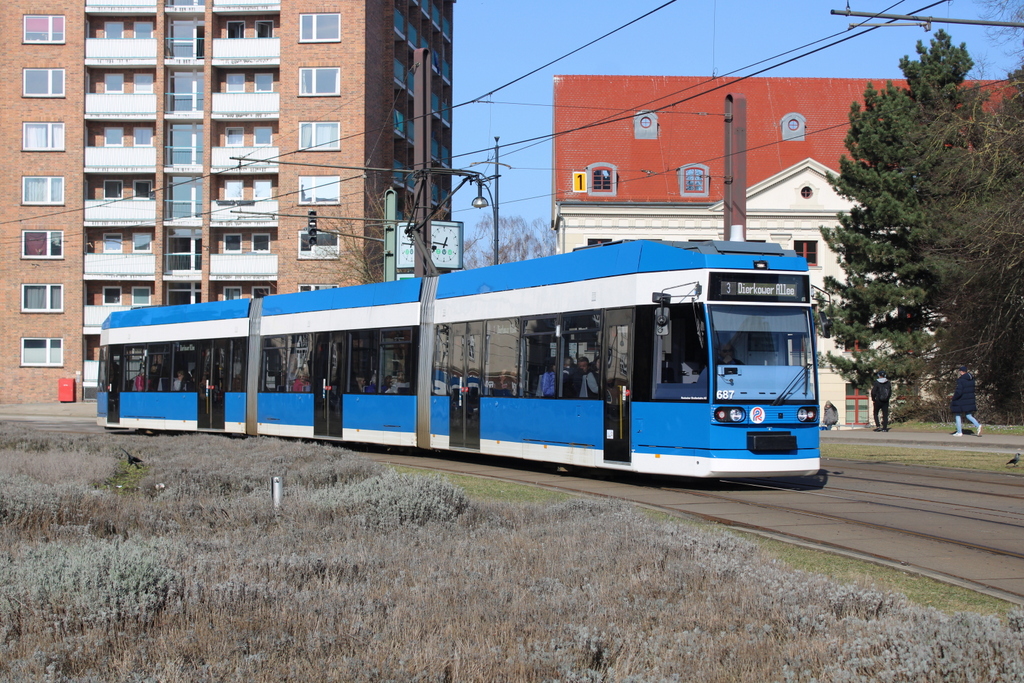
[9,416,1024,605]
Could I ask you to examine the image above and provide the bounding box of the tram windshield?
[708,305,816,404]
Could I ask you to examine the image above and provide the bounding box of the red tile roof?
[552,75,900,204]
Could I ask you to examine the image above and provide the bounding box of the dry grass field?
[2,423,1024,682]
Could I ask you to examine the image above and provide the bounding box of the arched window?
[634,111,658,139]
[781,113,806,142]
[587,163,617,196]
[678,164,709,197]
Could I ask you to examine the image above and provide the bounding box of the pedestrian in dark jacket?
[870,370,891,432]
[950,365,982,437]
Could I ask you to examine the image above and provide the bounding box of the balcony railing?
[84,199,157,224]
[211,146,278,172]
[85,93,158,119]
[84,305,132,332]
[165,92,205,115]
[84,253,156,279]
[165,38,205,60]
[210,199,278,224]
[165,145,204,167]
[165,252,202,272]
[211,38,280,64]
[85,38,158,64]
[211,92,279,119]
[164,201,203,221]
[213,0,280,7]
[85,146,157,172]
[86,0,157,11]
[209,253,278,279]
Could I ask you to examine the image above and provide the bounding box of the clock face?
[428,221,463,270]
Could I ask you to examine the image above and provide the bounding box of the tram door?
[106,345,123,425]
[603,308,634,463]
[197,339,227,430]
[312,332,345,438]
[449,321,482,450]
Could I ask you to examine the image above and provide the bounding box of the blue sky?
[448,0,1023,232]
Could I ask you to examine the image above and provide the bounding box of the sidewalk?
[821,425,1024,454]
[0,402,97,420]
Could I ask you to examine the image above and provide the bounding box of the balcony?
[212,38,280,65]
[165,0,205,12]
[212,146,278,173]
[164,253,202,279]
[211,92,279,120]
[210,199,278,226]
[210,253,278,280]
[85,146,157,173]
[85,0,158,13]
[213,0,280,12]
[85,93,158,120]
[84,305,132,334]
[84,253,156,280]
[164,146,204,172]
[164,202,203,223]
[164,38,205,64]
[164,92,205,119]
[84,199,157,225]
[85,38,158,65]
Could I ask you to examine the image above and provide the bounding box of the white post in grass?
[272,476,282,509]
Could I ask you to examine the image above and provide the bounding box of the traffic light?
[307,210,318,246]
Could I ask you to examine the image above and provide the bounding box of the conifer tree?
[821,30,974,390]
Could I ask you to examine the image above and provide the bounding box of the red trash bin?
[58,378,76,403]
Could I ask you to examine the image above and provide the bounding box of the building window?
[134,127,154,146]
[224,234,242,253]
[298,284,339,291]
[254,126,273,146]
[132,287,151,306]
[23,123,64,151]
[225,73,245,93]
[224,286,243,300]
[254,73,273,92]
[253,179,272,200]
[135,22,154,39]
[103,233,123,253]
[794,240,818,266]
[253,233,270,252]
[633,111,658,139]
[22,284,63,312]
[845,383,869,426]
[781,113,807,142]
[225,127,244,146]
[586,164,616,196]
[23,69,64,97]
[300,230,338,258]
[252,286,270,298]
[104,181,124,199]
[256,21,274,38]
[23,177,64,204]
[299,68,340,96]
[22,230,63,258]
[22,338,63,366]
[299,14,341,42]
[298,176,340,204]
[105,73,124,93]
[103,287,122,305]
[24,16,64,43]
[226,21,245,39]
[299,122,340,150]
[679,164,710,196]
[133,232,153,252]
[224,179,243,200]
[105,21,124,39]
[133,180,154,200]
[104,127,124,147]
[800,186,814,199]
[135,73,154,94]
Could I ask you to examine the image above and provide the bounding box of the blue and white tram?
[97,240,823,478]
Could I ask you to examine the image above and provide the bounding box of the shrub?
[308,469,469,529]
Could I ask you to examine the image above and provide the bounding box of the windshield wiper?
[772,364,811,406]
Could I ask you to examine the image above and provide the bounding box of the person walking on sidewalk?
[871,370,892,432]
[950,365,982,437]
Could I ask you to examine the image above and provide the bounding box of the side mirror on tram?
[818,311,833,339]
[655,306,670,336]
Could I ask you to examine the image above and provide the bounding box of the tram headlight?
[714,407,746,423]
[798,407,817,422]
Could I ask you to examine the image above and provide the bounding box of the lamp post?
[469,137,505,266]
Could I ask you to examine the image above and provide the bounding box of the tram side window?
[125,345,147,391]
[147,343,171,391]
[172,342,197,391]
[431,325,450,396]
[561,312,602,399]
[652,304,708,400]
[379,328,414,394]
[261,336,286,391]
[485,318,518,397]
[522,317,557,398]
[228,339,247,392]
[286,334,312,391]
[348,330,378,393]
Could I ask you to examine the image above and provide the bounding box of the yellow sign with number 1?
[572,172,587,193]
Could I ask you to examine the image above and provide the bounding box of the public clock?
[428,221,464,270]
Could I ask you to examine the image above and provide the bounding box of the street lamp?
[469,137,503,266]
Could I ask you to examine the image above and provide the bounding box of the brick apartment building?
[3,0,454,404]
[551,75,889,425]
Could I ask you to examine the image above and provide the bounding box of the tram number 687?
[716,390,734,400]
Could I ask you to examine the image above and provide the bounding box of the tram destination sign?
[709,272,809,303]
